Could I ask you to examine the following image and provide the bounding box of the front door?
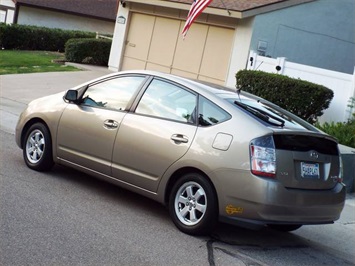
[57,75,146,175]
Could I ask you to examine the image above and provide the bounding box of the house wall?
[226,17,255,87]
[250,0,355,75]
[0,0,15,24]
[17,6,114,34]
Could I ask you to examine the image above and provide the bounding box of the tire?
[267,224,302,232]
[23,123,54,172]
[169,172,218,235]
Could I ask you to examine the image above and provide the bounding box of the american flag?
[181,0,213,38]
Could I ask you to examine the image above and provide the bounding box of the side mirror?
[64,90,79,103]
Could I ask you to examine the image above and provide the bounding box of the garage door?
[122,13,234,85]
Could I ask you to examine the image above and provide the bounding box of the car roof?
[114,69,247,98]
[82,70,320,133]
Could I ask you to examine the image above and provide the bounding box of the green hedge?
[316,119,355,148]
[0,23,95,52]
[316,98,355,148]
[65,38,112,66]
[0,23,5,47]
[236,70,334,124]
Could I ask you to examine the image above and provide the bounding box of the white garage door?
[122,13,234,85]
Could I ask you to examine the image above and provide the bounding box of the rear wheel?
[169,173,218,235]
[267,224,302,232]
[23,123,54,171]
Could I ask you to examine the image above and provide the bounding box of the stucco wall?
[0,0,14,7]
[17,6,115,34]
[250,0,355,74]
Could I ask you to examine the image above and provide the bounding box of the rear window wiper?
[234,101,285,127]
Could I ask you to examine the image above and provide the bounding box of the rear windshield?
[224,96,311,130]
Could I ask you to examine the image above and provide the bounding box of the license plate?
[301,162,320,179]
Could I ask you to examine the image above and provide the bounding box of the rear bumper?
[214,169,346,228]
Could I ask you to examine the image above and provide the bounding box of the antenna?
[236,84,242,102]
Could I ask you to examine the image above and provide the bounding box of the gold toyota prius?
[16,70,346,235]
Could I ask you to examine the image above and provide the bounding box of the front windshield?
[225,97,310,130]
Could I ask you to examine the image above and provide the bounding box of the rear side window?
[198,96,231,126]
[135,79,197,123]
[81,76,145,111]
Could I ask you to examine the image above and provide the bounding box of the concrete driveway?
[0,63,112,134]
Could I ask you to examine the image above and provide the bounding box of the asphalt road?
[1,129,355,265]
[1,68,354,265]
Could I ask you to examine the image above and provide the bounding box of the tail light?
[250,135,276,178]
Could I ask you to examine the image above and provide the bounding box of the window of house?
[0,10,6,23]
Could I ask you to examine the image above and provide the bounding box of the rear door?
[57,75,146,175]
[111,78,198,192]
[275,134,341,190]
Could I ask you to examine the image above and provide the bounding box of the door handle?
[103,119,119,129]
[171,134,189,144]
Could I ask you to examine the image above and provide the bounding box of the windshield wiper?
[234,101,285,127]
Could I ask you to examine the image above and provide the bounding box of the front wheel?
[169,173,218,235]
[23,123,54,171]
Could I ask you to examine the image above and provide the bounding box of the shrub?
[316,119,355,148]
[0,23,5,47]
[0,24,95,52]
[316,98,355,148]
[236,70,334,124]
[65,38,112,66]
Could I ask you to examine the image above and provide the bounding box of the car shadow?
[48,164,316,249]
[8,147,351,265]
[25,164,352,265]
[47,166,340,256]
[49,164,170,220]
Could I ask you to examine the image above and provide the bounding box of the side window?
[81,76,145,111]
[135,79,197,123]
[198,97,231,126]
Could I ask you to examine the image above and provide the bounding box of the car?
[15,70,346,235]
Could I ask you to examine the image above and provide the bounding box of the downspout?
[13,3,20,24]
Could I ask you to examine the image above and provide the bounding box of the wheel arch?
[21,118,51,149]
[164,167,219,210]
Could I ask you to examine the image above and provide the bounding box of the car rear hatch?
[223,93,342,190]
[273,133,341,190]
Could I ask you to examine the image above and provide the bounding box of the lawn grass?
[0,50,80,75]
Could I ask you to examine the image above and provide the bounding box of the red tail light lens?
[250,135,276,178]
